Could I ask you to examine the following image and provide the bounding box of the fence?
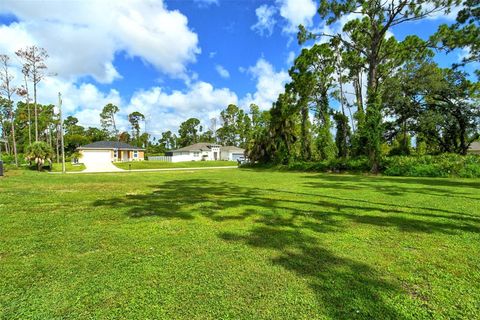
[148,155,172,162]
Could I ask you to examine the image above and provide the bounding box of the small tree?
[0,54,18,166]
[100,103,119,139]
[25,141,53,171]
[128,111,145,145]
[16,46,50,142]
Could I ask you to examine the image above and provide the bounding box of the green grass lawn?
[51,162,86,172]
[1,169,479,319]
[114,160,237,170]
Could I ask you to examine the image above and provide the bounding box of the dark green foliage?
[99,103,119,138]
[333,111,351,158]
[243,157,370,173]
[25,141,53,171]
[128,111,145,146]
[245,154,480,178]
[383,154,480,178]
[268,93,298,164]
[178,117,201,147]
[216,104,251,148]
[434,0,479,76]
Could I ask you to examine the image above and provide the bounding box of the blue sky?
[0,0,469,137]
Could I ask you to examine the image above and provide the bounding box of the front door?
[213,152,217,160]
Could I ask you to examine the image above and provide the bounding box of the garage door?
[231,153,244,161]
[81,150,112,165]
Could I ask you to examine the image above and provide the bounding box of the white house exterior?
[220,146,245,161]
[167,143,244,162]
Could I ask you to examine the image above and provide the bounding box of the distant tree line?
[0,46,149,166]
[148,103,268,154]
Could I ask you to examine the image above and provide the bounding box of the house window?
[133,151,138,158]
[193,152,200,157]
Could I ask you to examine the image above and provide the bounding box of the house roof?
[171,143,245,153]
[172,142,221,152]
[468,141,480,152]
[78,141,144,150]
[221,145,245,153]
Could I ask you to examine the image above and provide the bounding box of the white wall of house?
[170,146,242,162]
[220,151,244,161]
[171,152,196,162]
[171,148,221,162]
[80,150,112,164]
[220,151,230,161]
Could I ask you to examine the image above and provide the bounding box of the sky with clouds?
[0,0,468,137]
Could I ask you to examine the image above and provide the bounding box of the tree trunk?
[366,40,381,173]
[34,81,38,142]
[9,105,18,166]
[354,74,364,114]
[301,103,310,161]
[23,74,32,144]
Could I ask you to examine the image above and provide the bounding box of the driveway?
[82,160,124,173]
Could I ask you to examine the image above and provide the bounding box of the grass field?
[1,169,479,319]
[114,160,237,170]
[51,162,86,172]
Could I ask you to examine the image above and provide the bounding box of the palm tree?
[25,141,53,171]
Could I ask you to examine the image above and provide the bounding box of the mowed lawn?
[0,169,479,319]
[114,160,237,170]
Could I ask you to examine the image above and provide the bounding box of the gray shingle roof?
[221,145,245,153]
[171,143,245,153]
[172,143,221,152]
[78,141,144,150]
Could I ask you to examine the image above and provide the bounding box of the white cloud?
[251,5,277,37]
[32,78,238,136]
[423,3,461,21]
[193,0,219,8]
[241,58,290,110]
[277,0,317,33]
[123,82,238,134]
[0,0,200,83]
[286,51,296,66]
[215,65,230,78]
[33,77,123,128]
[209,51,217,58]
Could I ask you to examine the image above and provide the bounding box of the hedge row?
[242,154,480,178]
[383,154,480,178]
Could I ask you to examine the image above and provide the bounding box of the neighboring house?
[220,145,246,161]
[77,141,145,164]
[468,141,480,154]
[166,143,245,162]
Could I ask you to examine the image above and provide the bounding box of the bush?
[25,142,54,171]
[242,157,370,173]
[243,154,480,178]
[383,154,480,178]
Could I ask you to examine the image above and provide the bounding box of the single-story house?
[77,141,145,164]
[166,143,245,162]
[468,141,480,154]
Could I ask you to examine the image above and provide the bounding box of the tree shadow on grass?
[221,227,401,318]
[303,174,480,200]
[93,176,479,318]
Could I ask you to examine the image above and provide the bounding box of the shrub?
[243,154,480,178]
[25,142,54,171]
[383,154,480,178]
